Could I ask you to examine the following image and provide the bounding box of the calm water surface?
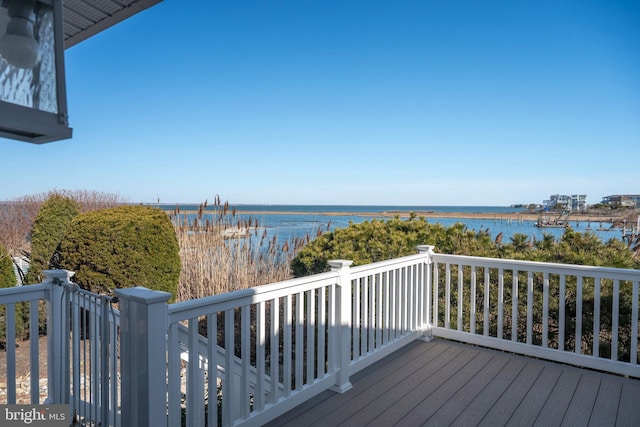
[161,204,623,246]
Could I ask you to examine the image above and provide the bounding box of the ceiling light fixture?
[0,0,72,143]
[0,0,39,69]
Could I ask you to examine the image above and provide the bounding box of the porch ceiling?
[62,0,163,48]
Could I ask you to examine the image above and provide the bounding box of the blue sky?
[2,0,639,206]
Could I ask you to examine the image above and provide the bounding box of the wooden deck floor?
[266,339,640,427]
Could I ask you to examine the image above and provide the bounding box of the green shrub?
[0,242,15,288]
[291,216,640,277]
[0,241,26,344]
[291,215,496,277]
[24,194,80,284]
[58,205,181,299]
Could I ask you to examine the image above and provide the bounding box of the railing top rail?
[0,283,48,303]
[350,253,430,277]
[62,282,119,303]
[168,270,339,322]
[432,253,640,279]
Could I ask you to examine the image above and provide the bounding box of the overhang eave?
[63,0,163,49]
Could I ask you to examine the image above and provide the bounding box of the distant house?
[543,194,586,212]
[601,195,640,208]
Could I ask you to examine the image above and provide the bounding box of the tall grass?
[173,197,314,301]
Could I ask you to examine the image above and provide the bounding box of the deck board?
[449,358,527,426]
[424,353,508,426]
[393,351,495,426]
[617,381,640,426]
[367,347,480,426]
[562,375,601,426]
[533,370,582,427]
[265,339,640,427]
[306,342,449,427]
[343,345,471,426]
[270,340,448,427]
[477,362,545,425]
[507,365,564,426]
[589,378,622,426]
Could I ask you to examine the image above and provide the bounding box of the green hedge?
[25,194,80,284]
[291,216,496,277]
[1,241,25,343]
[290,215,639,277]
[0,241,15,288]
[58,205,181,299]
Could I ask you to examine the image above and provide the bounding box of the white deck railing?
[162,248,432,427]
[1,247,639,427]
[0,282,46,404]
[430,253,640,378]
[0,270,120,426]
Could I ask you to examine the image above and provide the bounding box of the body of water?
[160,204,625,247]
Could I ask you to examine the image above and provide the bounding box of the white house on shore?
[542,194,587,212]
[601,194,640,208]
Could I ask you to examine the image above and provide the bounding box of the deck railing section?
[63,278,120,426]
[0,281,46,404]
[430,253,640,377]
[161,248,434,427]
[346,247,433,375]
[0,270,121,426]
[165,270,341,427]
[2,248,639,427]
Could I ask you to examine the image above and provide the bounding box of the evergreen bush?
[24,194,80,284]
[0,242,15,288]
[0,241,26,344]
[58,205,181,299]
[291,215,496,277]
[292,215,640,277]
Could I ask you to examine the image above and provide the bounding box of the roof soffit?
[62,0,163,48]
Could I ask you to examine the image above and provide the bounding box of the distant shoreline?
[172,209,626,224]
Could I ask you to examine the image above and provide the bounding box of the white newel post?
[115,287,172,427]
[417,245,435,341]
[328,260,354,393]
[43,269,74,404]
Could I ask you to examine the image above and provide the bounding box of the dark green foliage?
[496,227,639,268]
[58,205,181,300]
[291,215,496,277]
[25,194,80,284]
[293,217,639,276]
[1,241,26,343]
[0,241,15,288]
